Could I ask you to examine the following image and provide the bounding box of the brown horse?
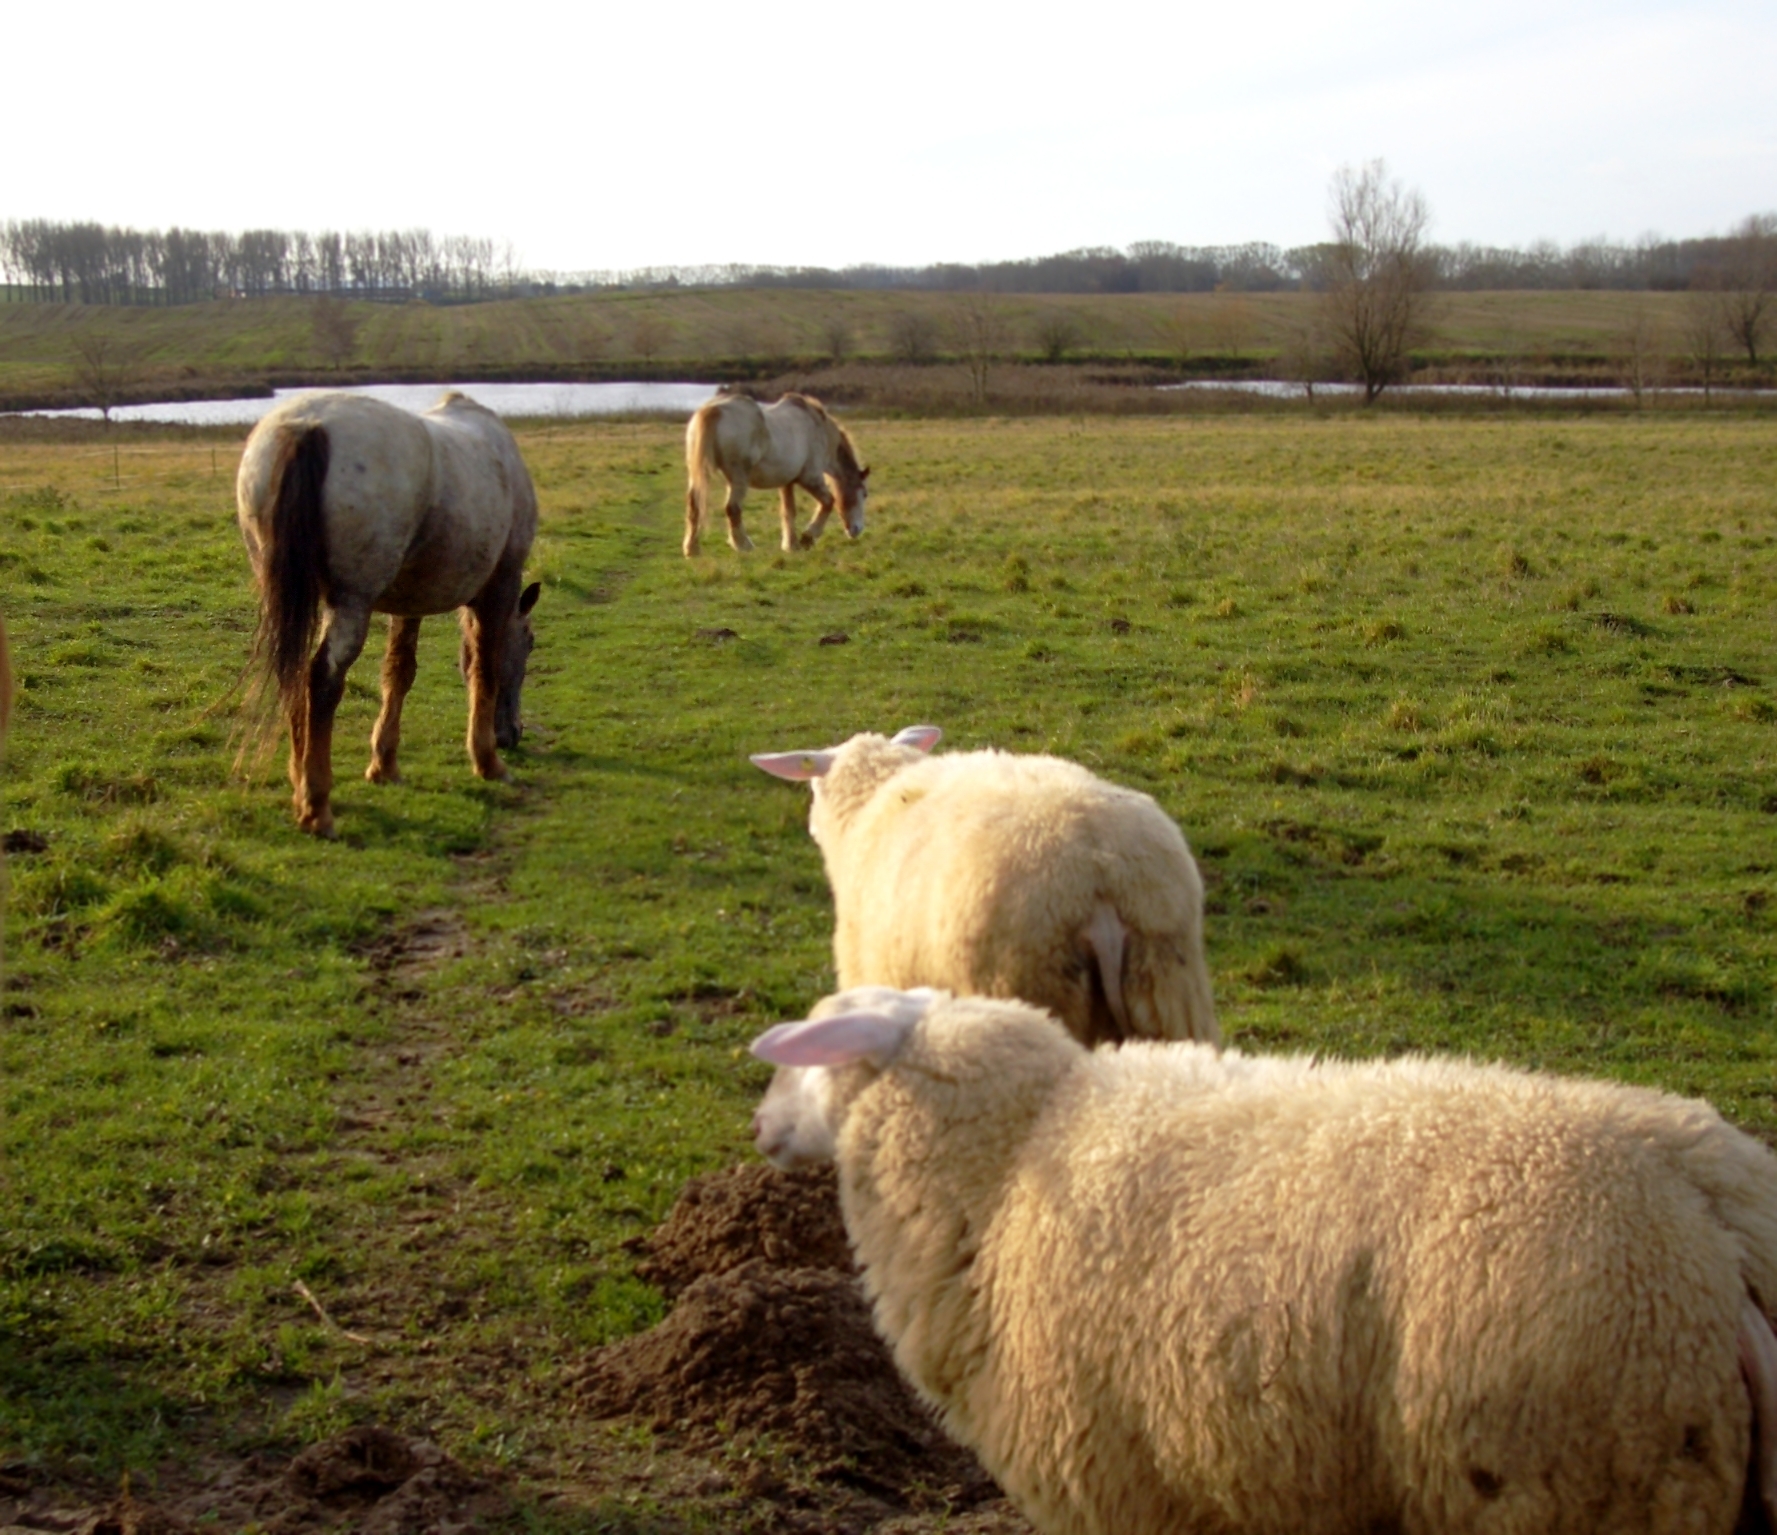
[236,391,540,837]
[684,391,869,556]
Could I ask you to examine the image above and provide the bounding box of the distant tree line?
[2,214,1772,306]
[551,222,1776,297]
[0,220,518,304]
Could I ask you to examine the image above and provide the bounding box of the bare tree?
[1274,307,1338,402]
[1158,303,1197,370]
[822,312,854,363]
[70,330,138,420]
[310,295,362,370]
[1032,309,1082,363]
[1320,160,1434,403]
[1616,299,1666,408]
[950,292,1011,403]
[887,308,941,365]
[1714,213,1777,365]
[1681,290,1728,401]
[1207,285,1253,361]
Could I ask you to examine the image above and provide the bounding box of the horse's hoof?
[475,759,509,782]
[366,762,399,784]
[797,533,815,550]
[298,809,337,838]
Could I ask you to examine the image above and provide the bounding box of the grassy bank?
[3,288,1771,412]
[2,411,1775,1522]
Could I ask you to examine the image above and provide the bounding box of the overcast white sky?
[5,0,1771,273]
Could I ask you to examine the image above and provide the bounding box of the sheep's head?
[750,725,941,846]
[750,986,941,1168]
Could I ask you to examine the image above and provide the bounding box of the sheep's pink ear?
[890,725,941,753]
[751,1012,913,1067]
[750,749,836,781]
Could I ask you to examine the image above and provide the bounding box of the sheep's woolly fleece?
[753,989,1777,1535]
[752,730,1218,1047]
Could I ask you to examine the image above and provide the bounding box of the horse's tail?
[685,402,720,535]
[250,423,331,718]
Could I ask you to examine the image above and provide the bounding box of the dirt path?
[0,823,1036,1533]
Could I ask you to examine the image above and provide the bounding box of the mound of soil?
[580,1259,996,1509]
[633,1162,854,1298]
[14,1427,509,1535]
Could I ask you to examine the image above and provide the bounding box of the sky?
[5,0,1772,274]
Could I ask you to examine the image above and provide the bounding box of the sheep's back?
[945,1050,1757,1533]
[828,754,1206,1041]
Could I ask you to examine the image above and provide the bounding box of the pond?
[1162,379,1758,401]
[8,380,721,426]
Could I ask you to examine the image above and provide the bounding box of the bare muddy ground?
[1,824,1040,1535]
[3,1110,1031,1534]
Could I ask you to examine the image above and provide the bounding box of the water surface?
[10,380,720,426]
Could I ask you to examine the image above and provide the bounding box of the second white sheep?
[751,727,1219,1047]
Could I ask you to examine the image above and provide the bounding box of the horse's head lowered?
[463,580,541,750]
[497,581,542,748]
[835,439,870,540]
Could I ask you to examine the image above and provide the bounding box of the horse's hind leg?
[294,601,371,837]
[778,486,801,553]
[684,485,703,558]
[724,475,755,553]
[366,615,421,784]
[461,578,517,781]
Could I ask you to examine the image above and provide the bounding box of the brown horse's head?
[834,433,870,539]
[496,581,542,749]
[463,581,541,750]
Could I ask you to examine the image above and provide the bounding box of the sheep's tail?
[1742,1296,1777,1532]
[249,424,331,720]
[685,403,718,541]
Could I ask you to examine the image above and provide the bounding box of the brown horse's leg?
[799,478,836,548]
[778,485,801,552]
[461,579,516,781]
[366,614,422,784]
[294,603,370,837]
[287,694,309,794]
[724,474,754,552]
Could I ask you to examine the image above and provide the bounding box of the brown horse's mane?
[779,392,864,480]
[833,426,862,478]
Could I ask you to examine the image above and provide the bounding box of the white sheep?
[750,728,1219,1048]
[751,987,1777,1535]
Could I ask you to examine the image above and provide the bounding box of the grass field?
[2,287,1767,411]
[2,410,1775,1524]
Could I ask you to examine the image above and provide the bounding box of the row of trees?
[1296,165,1776,401]
[569,228,1776,298]
[5,215,1774,307]
[0,221,521,305]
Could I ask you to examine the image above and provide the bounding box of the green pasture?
[2,412,1775,1512]
[0,287,1757,409]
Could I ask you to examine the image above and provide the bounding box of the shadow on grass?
[0,1333,195,1473]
